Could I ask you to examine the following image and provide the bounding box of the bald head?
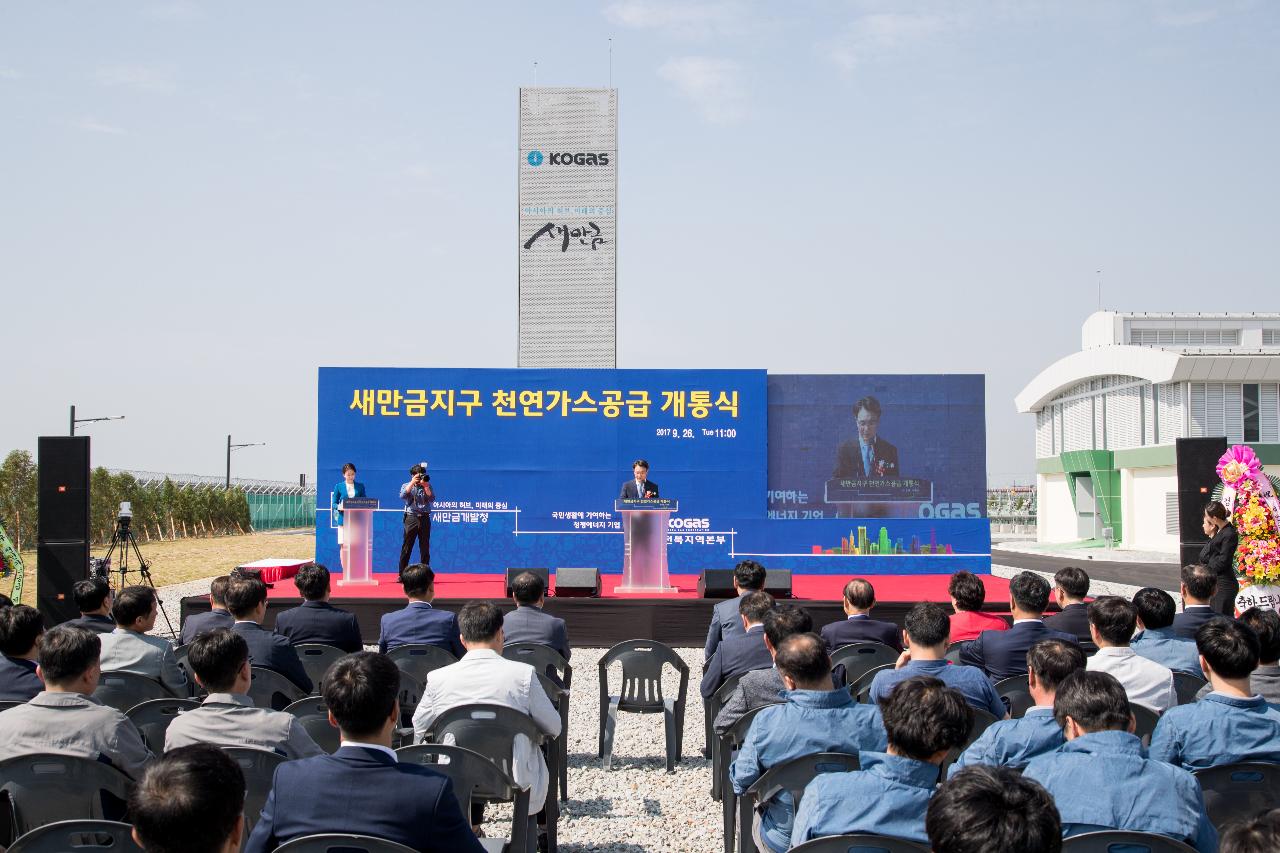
[775,632,832,690]
[843,578,876,613]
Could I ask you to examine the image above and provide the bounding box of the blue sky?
[2,1,1277,486]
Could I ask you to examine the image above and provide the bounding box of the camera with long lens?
[117,501,133,530]
[410,462,430,483]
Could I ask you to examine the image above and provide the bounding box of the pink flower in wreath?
[1218,445,1262,488]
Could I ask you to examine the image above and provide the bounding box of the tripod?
[100,518,176,639]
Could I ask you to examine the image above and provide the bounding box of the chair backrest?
[273,834,417,853]
[1060,830,1198,852]
[940,708,999,779]
[0,755,134,838]
[992,674,1035,718]
[7,819,143,853]
[790,834,931,852]
[598,640,690,712]
[396,744,531,851]
[944,642,968,665]
[125,697,201,753]
[248,666,307,711]
[0,700,25,712]
[1194,762,1280,829]
[294,644,348,693]
[397,670,424,728]
[745,751,861,814]
[502,642,572,689]
[1171,672,1207,706]
[711,671,747,712]
[849,663,896,704]
[221,746,286,837]
[722,703,778,751]
[385,644,457,686]
[424,703,547,780]
[91,671,174,713]
[831,643,901,685]
[282,697,340,754]
[1131,704,1160,746]
[534,671,566,708]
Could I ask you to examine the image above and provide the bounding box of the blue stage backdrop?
[315,368,990,574]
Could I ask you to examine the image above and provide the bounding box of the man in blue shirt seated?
[729,632,888,853]
[1131,587,1202,676]
[926,765,1063,853]
[791,676,973,847]
[1023,670,1217,852]
[954,638,1085,771]
[1219,808,1280,853]
[378,564,464,657]
[1150,617,1280,770]
[869,602,1006,719]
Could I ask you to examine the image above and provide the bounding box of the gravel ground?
[991,563,1174,603]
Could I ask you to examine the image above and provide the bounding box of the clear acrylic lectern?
[339,497,379,587]
[615,499,678,593]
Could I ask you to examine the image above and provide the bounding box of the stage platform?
[180,572,1012,647]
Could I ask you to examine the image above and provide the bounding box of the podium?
[615,499,678,594]
[338,498,379,587]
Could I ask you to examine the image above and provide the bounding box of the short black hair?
[882,676,973,761]
[458,601,503,643]
[853,396,882,418]
[342,462,357,474]
[209,576,231,606]
[763,605,813,648]
[738,590,774,624]
[0,605,44,656]
[188,628,249,693]
[927,765,1062,853]
[130,743,245,853]
[1010,572,1051,614]
[904,602,950,648]
[0,593,12,609]
[774,633,831,687]
[844,578,876,610]
[1026,639,1086,693]
[111,585,156,627]
[511,571,546,605]
[1219,807,1280,853]
[1239,608,1280,665]
[733,560,766,590]
[948,571,986,612]
[1053,566,1089,599]
[1197,617,1259,680]
[73,576,112,613]
[323,652,400,739]
[224,576,268,619]
[1087,596,1137,646]
[37,623,100,685]
[1181,564,1218,601]
[632,459,649,471]
[293,564,331,601]
[1053,670,1130,734]
[401,563,435,597]
[1133,587,1177,630]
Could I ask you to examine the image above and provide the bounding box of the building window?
[1245,383,1260,442]
[1166,493,1179,535]
[1264,330,1280,346]
[1130,328,1241,347]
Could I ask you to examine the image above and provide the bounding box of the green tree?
[0,450,37,551]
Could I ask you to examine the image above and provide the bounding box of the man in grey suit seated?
[164,628,324,759]
[99,585,188,696]
[0,624,153,778]
[715,605,815,735]
[502,571,570,664]
[706,560,768,663]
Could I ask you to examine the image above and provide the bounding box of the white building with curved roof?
[1016,312,1280,553]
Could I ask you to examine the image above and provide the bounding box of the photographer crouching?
[399,463,435,580]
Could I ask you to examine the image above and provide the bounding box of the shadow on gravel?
[556,845,647,853]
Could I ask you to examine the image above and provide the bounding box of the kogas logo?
[668,517,711,530]
[527,150,544,166]
[918,502,982,519]
[525,150,610,167]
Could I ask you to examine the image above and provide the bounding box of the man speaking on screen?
[832,396,900,480]
[619,460,659,500]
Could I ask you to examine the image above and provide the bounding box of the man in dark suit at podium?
[831,396,900,480]
[619,459,659,499]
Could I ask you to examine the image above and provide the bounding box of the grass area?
[8,530,317,606]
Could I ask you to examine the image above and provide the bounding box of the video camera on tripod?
[97,500,175,636]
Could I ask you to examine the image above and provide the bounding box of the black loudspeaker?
[1176,437,1229,567]
[37,436,92,625]
[554,567,601,598]
[505,567,551,597]
[698,569,736,598]
[764,569,794,600]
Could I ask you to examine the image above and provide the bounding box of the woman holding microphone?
[332,462,366,572]
[1200,500,1239,615]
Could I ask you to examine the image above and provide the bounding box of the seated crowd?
[0,559,1277,852]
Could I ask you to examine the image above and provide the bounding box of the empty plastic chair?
[1060,829,1197,852]
[397,743,531,853]
[125,697,200,753]
[1194,761,1280,830]
[849,663,895,705]
[273,834,417,853]
[738,752,860,853]
[831,642,900,687]
[7,819,143,853]
[597,639,689,773]
[789,834,930,852]
[385,644,456,687]
[503,642,573,799]
[294,644,348,694]
[283,696,340,754]
[0,755,133,839]
[248,666,308,712]
[1172,672,1207,706]
[222,746,286,840]
[92,671,174,713]
[993,674,1035,718]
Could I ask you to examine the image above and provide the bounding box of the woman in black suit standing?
[1200,500,1239,615]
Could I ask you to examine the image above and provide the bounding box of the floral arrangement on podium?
[1216,445,1280,611]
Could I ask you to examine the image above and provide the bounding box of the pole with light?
[69,405,124,435]
[225,435,266,489]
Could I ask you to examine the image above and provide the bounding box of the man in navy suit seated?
[701,590,775,700]
[130,743,247,853]
[378,564,464,657]
[820,578,902,652]
[273,564,363,653]
[1043,566,1091,643]
[961,572,1078,682]
[502,571,570,663]
[180,575,235,645]
[0,605,44,702]
[705,560,768,664]
[1173,563,1219,639]
[66,576,116,635]
[226,575,312,694]
[245,652,485,853]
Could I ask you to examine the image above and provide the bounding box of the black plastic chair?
[993,674,1035,718]
[1172,672,1207,706]
[1132,704,1160,747]
[7,819,143,853]
[125,697,200,753]
[738,752,860,853]
[425,703,560,853]
[939,708,999,780]
[944,642,968,665]
[790,834,931,852]
[708,671,747,800]
[222,746,286,840]
[397,743,531,853]
[283,696,341,754]
[718,703,778,853]
[1060,830,1197,852]
[294,644,348,694]
[172,643,202,698]
[831,642,900,687]
[1194,761,1280,829]
[0,755,133,841]
[849,663,895,704]
[248,666,308,711]
[396,670,425,730]
[386,644,457,687]
[503,641,573,800]
[92,671,175,713]
[0,700,25,712]
[597,639,689,773]
[274,835,417,853]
